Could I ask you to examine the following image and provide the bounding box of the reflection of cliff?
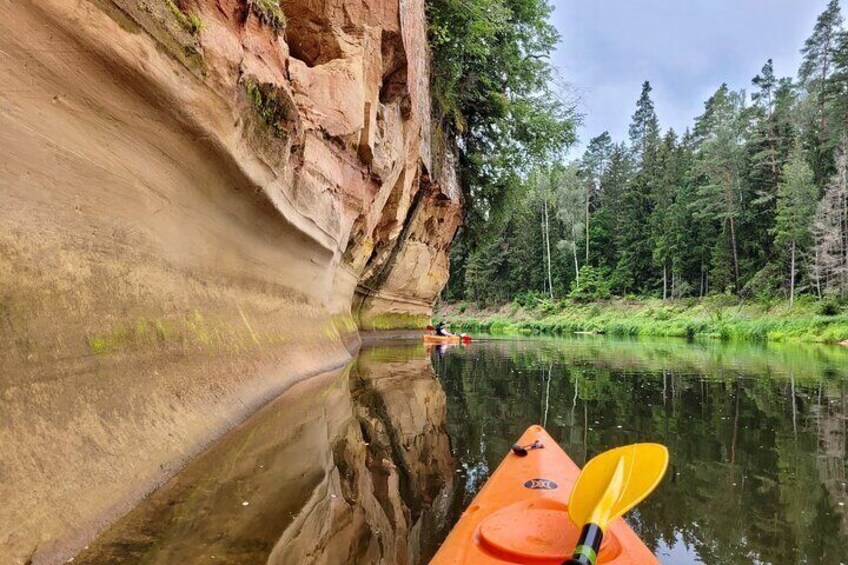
[75,344,453,564]
[274,344,454,564]
[0,0,460,561]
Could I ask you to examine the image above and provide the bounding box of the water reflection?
[436,337,848,564]
[78,336,848,564]
[78,343,454,564]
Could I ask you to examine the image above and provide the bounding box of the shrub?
[508,301,521,316]
[741,264,782,301]
[671,279,693,299]
[568,265,612,302]
[653,307,673,321]
[818,300,840,316]
[187,13,203,34]
[245,80,296,139]
[537,298,562,315]
[514,290,546,308]
[704,293,739,309]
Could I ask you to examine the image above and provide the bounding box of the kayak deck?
[431,426,657,564]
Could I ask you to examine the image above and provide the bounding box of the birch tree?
[533,169,556,299]
[553,164,587,287]
[813,137,848,296]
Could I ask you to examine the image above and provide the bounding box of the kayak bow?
[431,426,659,565]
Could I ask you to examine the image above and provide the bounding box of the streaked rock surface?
[0,0,461,562]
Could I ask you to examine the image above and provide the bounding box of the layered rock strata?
[0,0,461,562]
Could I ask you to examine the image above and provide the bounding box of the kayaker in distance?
[434,321,453,337]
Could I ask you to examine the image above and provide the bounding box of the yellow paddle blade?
[568,443,669,531]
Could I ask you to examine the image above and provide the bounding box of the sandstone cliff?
[0,0,461,562]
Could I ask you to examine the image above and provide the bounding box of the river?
[78,336,848,564]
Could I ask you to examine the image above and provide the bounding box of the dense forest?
[440,0,848,307]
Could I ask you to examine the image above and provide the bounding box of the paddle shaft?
[562,523,603,565]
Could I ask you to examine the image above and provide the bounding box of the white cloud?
[551,0,842,155]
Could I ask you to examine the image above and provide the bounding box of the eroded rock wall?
[0,0,461,563]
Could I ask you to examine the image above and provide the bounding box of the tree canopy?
[427,0,579,237]
[445,0,848,305]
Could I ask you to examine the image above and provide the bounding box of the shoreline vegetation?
[443,2,848,333]
[437,298,848,345]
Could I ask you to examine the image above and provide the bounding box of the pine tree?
[772,145,818,304]
[750,60,783,189]
[611,83,662,293]
[591,143,634,275]
[629,81,661,162]
[827,20,848,153]
[651,130,686,299]
[799,0,843,88]
[693,84,747,292]
[747,70,798,282]
[798,0,844,185]
[671,156,706,296]
[749,76,798,206]
[579,132,614,262]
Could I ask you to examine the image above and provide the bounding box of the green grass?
[439,298,848,345]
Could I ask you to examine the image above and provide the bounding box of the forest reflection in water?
[78,336,848,564]
[435,336,848,564]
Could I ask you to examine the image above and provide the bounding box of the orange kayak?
[423,334,462,344]
[431,426,657,564]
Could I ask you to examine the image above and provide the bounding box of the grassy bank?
[437,297,848,344]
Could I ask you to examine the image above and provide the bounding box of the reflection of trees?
[437,338,848,564]
[814,379,848,543]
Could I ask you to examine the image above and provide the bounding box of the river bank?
[437,298,848,344]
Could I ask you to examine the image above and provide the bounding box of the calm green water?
[433,336,848,564]
[80,335,848,564]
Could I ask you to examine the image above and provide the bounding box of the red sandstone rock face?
[0,0,460,562]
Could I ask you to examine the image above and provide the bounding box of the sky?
[551,0,844,156]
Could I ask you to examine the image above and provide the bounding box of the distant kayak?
[423,334,470,344]
[431,426,658,564]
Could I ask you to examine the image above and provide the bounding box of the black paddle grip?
[562,523,603,565]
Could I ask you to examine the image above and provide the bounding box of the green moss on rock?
[362,312,430,331]
[245,79,295,140]
[248,0,286,32]
[163,0,202,35]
